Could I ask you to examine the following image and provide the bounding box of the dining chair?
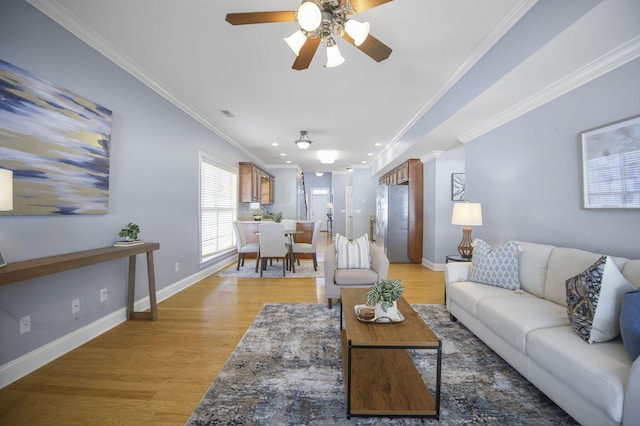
[232,221,260,271]
[292,220,323,271]
[258,222,289,277]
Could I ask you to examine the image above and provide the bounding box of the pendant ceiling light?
[226,0,393,71]
[295,131,313,150]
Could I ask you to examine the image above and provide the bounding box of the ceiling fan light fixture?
[324,38,345,68]
[295,130,313,150]
[284,30,307,56]
[344,19,370,46]
[297,1,322,32]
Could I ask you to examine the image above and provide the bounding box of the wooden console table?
[0,243,160,320]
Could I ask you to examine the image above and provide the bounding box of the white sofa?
[445,241,640,426]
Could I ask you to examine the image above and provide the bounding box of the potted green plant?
[118,223,140,241]
[365,278,404,321]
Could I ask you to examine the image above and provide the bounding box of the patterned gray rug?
[186,303,578,425]
[217,260,324,278]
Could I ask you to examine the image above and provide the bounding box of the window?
[582,115,640,209]
[200,153,237,262]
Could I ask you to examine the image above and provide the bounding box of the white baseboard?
[0,259,229,389]
[422,258,446,272]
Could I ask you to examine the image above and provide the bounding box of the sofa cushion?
[566,256,635,343]
[334,268,379,285]
[526,326,629,423]
[622,259,640,288]
[545,247,602,307]
[448,281,523,317]
[477,295,569,353]
[335,233,370,269]
[469,239,520,289]
[516,241,554,298]
[620,288,640,360]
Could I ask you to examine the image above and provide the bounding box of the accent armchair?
[324,242,390,308]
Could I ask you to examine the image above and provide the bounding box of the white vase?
[374,301,398,322]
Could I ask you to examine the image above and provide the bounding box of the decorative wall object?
[0,59,112,215]
[452,173,465,201]
[581,115,640,209]
[0,246,6,268]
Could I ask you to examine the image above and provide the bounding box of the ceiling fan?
[225,0,393,70]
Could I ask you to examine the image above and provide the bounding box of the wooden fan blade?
[347,0,393,14]
[292,37,322,70]
[225,11,296,25]
[342,33,392,62]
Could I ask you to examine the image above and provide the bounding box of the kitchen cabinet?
[239,162,275,204]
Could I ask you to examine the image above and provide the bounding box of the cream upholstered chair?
[292,220,322,270]
[232,221,259,271]
[324,235,390,308]
[258,222,289,277]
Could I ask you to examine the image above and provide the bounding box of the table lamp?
[0,168,13,211]
[451,201,482,258]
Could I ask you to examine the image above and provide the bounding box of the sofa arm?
[370,243,389,280]
[624,356,640,423]
[444,262,472,285]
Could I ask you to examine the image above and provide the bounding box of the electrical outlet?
[20,315,31,334]
[175,262,180,272]
[72,298,80,314]
[100,288,108,302]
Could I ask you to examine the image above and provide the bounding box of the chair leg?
[260,258,266,277]
[297,254,300,266]
[328,298,333,309]
[282,259,285,277]
[236,253,242,270]
[312,254,317,271]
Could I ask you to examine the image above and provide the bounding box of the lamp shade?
[284,30,307,56]
[344,19,370,46]
[325,41,345,68]
[297,1,322,32]
[0,168,13,211]
[451,202,482,226]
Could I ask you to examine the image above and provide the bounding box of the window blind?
[201,156,237,260]
[585,149,640,208]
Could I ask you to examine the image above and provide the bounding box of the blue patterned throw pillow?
[469,239,521,290]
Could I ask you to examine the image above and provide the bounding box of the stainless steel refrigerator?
[375,185,411,263]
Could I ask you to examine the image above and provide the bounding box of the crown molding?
[457,35,640,144]
[26,0,263,165]
[377,0,537,160]
[421,151,444,163]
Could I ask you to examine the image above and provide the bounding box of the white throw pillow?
[335,233,371,269]
[566,255,635,343]
[469,239,521,290]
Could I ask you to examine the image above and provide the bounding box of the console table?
[0,243,160,320]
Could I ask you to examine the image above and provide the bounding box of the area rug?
[186,303,578,425]
[217,260,324,278]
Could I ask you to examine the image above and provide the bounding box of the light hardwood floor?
[0,234,444,425]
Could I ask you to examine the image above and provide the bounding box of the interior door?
[310,187,330,231]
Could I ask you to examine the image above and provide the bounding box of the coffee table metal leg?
[436,341,442,419]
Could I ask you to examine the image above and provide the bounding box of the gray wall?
[351,169,378,239]
[0,0,251,365]
[465,57,640,259]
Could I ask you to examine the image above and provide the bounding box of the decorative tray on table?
[354,304,405,323]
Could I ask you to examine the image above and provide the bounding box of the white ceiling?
[27,0,640,176]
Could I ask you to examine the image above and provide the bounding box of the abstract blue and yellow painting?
[0,59,112,215]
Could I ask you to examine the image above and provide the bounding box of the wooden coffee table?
[339,288,442,419]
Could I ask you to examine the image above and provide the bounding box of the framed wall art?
[451,173,465,201]
[581,115,640,209]
[0,59,112,215]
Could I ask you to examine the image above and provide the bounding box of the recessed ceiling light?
[315,172,324,177]
[272,142,279,146]
[286,160,292,164]
[367,152,373,156]
[280,153,286,156]
[318,150,337,164]
[361,160,367,164]
[374,142,382,146]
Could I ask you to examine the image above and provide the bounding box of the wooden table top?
[341,288,440,347]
